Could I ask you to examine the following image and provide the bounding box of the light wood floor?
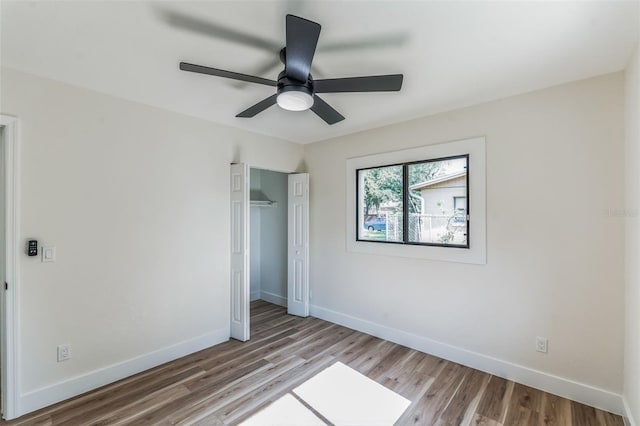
[3,301,623,426]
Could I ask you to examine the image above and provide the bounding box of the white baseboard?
[624,396,637,426]
[260,290,287,307]
[310,304,624,416]
[18,327,229,417]
[250,290,261,302]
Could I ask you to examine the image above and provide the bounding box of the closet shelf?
[250,189,276,207]
[250,200,277,208]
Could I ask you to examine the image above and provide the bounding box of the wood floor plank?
[141,357,303,425]
[250,311,296,334]
[187,414,225,426]
[2,300,624,426]
[596,408,626,426]
[476,376,514,423]
[538,392,572,426]
[53,366,205,425]
[329,333,379,364]
[471,413,503,426]
[382,350,428,387]
[264,325,341,364]
[367,344,413,381]
[196,327,296,371]
[437,369,491,426]
[397,362,469,425]
[286,317,335,341]
[187,337,295,391]
[5,415,52,426]
[349,339,397,374]
[293,324,351,359]
[571,400,601,426]
[88,384,191,426]
[381,348,423,379]
[504,383,544,426]
[185,358,271,393]
[249,300,281,314]
[385,352,447,401]
[512,383,544,412]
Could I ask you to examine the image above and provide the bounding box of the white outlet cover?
[57,344,70,362]
[42,246,56,262]
[536,337,548,353]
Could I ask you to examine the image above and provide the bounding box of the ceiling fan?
[179,14,404,125]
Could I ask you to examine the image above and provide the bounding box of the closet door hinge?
[4,282,7,290]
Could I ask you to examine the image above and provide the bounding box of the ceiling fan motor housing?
[276,70,315,111]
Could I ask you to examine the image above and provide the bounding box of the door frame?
[230,164,309,340]
[0,115,20,420]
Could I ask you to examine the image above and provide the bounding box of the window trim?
[345,136,486,265]
[355,154,470,248]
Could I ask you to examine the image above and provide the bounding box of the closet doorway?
[229,163,309,342]
[249,168,288,307]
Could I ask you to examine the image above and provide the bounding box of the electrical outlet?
[536,337,548,353]
[57,344,70,362]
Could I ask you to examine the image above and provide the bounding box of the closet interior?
[249,168,288,308]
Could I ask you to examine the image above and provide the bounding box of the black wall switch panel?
[27,240,38,256]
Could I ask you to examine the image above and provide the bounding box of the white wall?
[305,73,625,412]
[258,169,288,304]
[0,68,303,415]
[624,41,640,426]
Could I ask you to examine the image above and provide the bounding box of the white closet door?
[288,173,309,317]
[230,163,250,341]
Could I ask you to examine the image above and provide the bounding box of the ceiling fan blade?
[159,9,281,52]
[314,74,404,93]
[236,94,278,118]
[285,15,321,82]
[180,62,277,87]
[232,57,282,88]
[311,95,345,125]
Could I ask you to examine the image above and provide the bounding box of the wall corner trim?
[623,396,637,426]
[17,328,229,417]
[309,304,625,416]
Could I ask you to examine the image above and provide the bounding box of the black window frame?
[356,154,470,249]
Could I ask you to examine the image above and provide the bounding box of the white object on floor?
[293,362,410,426]
[240,393,325,426]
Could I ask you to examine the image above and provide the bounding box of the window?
[357,155,469,248]
[345,136,485,264]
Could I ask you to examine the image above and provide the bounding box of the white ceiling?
[1,1,638,144]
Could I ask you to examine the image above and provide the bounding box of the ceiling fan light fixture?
[276,89,314,111]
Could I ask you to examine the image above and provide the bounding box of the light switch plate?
[42,246,56,262]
